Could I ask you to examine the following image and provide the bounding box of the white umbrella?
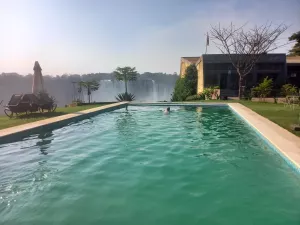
[32,61,45,94]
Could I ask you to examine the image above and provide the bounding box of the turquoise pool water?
[0,106,299,225]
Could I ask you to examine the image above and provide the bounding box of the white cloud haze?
[0,0,299,75]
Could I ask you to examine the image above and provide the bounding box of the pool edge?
[228,103,300,174]
[129,102,228,106]
[0,102,128,141]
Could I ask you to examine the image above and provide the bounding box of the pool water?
[0,106,299,225]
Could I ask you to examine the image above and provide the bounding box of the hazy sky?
[0,0,299,75]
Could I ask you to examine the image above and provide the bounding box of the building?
[180,54,300,97]
[286,56,300,87]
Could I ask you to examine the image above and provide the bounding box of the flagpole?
[205,32,209,54]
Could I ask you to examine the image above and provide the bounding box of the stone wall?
[251,97,286,103]
[180,61,191,78]
[197,60,204,93]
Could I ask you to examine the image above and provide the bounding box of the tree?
[77,82,83,102]
[210,22,287,99]
[79,80,100,103]
[114,67,138,94]
[171,64,198,101]
[184,64,198,96]
[288,31,300,56]
[171,78,187,101]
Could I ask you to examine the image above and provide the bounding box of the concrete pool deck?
[228,103,300,172]
[0,102,128,140]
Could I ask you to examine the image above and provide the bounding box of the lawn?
[0,104,107,130]
[241,101,300,136]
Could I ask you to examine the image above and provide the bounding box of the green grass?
[241,101,300,136]
[186,100,300,136]
[0,104,107,130]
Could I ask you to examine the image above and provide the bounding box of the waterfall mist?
[0,72,178,112]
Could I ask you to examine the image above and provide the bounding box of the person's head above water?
[163,107,170,114]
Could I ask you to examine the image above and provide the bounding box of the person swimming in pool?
[164,107,170,114]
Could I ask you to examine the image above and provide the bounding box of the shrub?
[183,64,198,96]
[243,89,253,100]
[172,64,198,101]
[171,78,188,101]
[74,99,84,106]
[185,93,205,101]
[72,99,83,105]
[281,84,298,96]
[203,87,214,100]
[201,86,220,100]
[251,77,273,101]
[115,92,135,101]
[212,86,220,100]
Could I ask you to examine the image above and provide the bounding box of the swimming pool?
[0,105,299,224]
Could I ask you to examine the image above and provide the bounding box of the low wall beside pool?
[0,102,128,142]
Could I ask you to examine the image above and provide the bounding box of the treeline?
[0,72,179,107]
[0,72,178,84]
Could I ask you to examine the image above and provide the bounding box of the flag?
[206,33,209,46]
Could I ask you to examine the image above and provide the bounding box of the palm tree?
[79,80,100,103]
[114,67,138,94]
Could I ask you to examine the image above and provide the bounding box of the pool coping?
[0,102,128,141]
[228,103,300,173]
[130,102,228,106]
[130,102,300,172]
